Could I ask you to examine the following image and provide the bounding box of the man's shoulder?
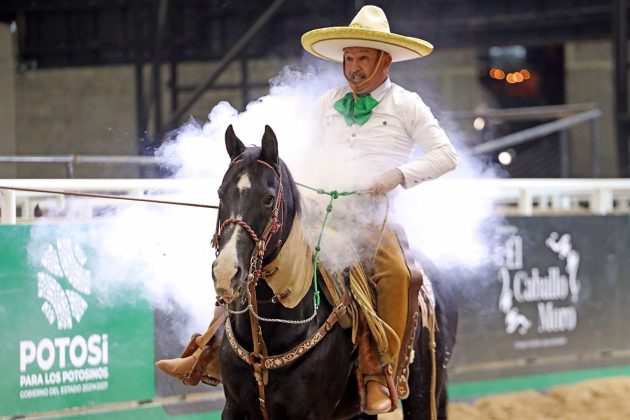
[382,82,426,116]
[389,82,422,102]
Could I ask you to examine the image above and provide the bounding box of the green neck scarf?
[333,92,379,125]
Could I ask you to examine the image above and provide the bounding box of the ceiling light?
[473,117,486,131]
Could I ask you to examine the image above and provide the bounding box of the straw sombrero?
[301,5,433,63]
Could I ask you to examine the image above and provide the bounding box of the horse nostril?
[216,287,231,297]
[230,267,244,292]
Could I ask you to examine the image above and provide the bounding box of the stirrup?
[182,331,223,387]
[200,374,220,387]
[155,333,202,380]
[357,366,399,415]
[180,333,201,358]
[182,344,216,386]
[363,378,392,415]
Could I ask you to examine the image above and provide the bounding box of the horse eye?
[262,195,275,208]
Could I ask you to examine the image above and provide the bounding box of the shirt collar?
[369,78,391,102]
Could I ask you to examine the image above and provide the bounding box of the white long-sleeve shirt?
[315,78,458,189]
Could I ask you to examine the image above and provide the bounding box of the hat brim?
[301,27,433,63]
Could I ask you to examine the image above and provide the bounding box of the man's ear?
[225,124,245,160]
[260,125,279,166]
[382,52,393,71]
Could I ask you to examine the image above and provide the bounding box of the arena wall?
[1,21,616,181]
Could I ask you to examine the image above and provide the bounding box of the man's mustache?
[349,71,366,80]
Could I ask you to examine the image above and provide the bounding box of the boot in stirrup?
[357,325,398,414]
[155,326,224,386]
[156,306,227,386]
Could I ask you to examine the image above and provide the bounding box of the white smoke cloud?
[28,59,504,344]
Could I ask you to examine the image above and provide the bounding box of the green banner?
[0,223,156,416]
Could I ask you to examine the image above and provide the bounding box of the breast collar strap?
[224,289,351,420]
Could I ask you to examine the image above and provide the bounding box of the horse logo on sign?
[498,231,581,337]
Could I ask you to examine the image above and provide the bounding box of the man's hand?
[370,168,404,195]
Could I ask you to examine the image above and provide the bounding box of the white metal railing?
[0,155,167,178]
[1,178,630,225]
[420,178,630,216]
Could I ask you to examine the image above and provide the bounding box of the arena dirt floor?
[380,376,630,419]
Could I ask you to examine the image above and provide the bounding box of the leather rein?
[212,157,349,420]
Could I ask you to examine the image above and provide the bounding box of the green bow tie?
[333,92,379,125]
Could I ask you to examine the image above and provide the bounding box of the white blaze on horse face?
[213,173,250,299]
[237,172,251,192]
[213,226,240,297]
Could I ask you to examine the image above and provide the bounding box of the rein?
[295,182,360,308]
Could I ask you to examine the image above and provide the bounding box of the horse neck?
[262,165,297,265]
[231,217,332,354]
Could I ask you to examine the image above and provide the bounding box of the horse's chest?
[220,326,354,417]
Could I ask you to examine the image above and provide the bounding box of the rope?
[0,185,218,209]
[430,317,437,420]
[220,218,259,242]
[347,255,398,357]
[295,182,360,309]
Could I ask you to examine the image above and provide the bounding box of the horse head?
[212,124,299,304]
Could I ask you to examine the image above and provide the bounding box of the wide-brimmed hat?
[301,5,433,63]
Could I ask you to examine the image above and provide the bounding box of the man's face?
[343,47,391,94]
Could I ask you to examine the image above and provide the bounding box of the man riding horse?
[157,5,457,416]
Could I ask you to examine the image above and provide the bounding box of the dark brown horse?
[212,124,457,419]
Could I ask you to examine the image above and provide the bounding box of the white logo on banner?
[497,231,581,344]
[37,239,91,330]
[18,238,110,401]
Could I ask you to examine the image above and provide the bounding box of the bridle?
[211,157,284,303]
[211,155,350,420]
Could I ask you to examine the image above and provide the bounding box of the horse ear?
[225,124,245,160]
[260,125,279,166]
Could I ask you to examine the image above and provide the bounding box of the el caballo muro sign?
[497,227,580,346]
[449,215,630,377]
